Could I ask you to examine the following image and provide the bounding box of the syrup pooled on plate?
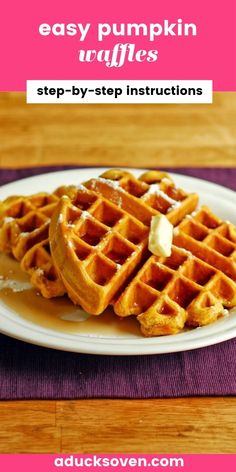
[0,253,140,337]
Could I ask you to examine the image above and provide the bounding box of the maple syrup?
[0,253,140,337]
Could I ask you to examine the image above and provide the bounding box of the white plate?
[0,167,236,356]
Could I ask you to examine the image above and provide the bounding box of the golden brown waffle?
[21,238,65,298]
[0,186,77,298]
[84,169,198,227]
[2,170,235,337]
[173,206,236,281]
[0,192,59,257]
[114,206,236,336]
[50,169,198,315]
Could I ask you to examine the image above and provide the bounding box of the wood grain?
[0,398,236,453]
[0,92,236,168]
[57,398,236,454]
[0,401,59,453]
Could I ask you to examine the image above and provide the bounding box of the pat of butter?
[148,215,173,257]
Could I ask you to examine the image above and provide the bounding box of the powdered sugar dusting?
[91,177,125,193]
[155,261,163,267]
[143,184,181,212]
[111,193,122,207]
[19,232,29,238]
[89,177,125,207]
[35,268,44,277]
[161,177,173,185]
[96,177,123,190]
[173,227,180,236]
[144,184,173,201]
[177,247,193,257]
[167,202,181,212]
[186,210,198,220]
[80,211,90,221]
[0,278,32,292]
[3,216,14,223]
[77,184,86,192]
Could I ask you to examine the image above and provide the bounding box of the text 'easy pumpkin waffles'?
[1,168,236,337]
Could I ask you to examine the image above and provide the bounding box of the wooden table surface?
[0,92,236,454]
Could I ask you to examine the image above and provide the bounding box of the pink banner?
[1,454,236,471]
[1,0,236,91]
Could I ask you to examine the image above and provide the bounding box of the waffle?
[49,169,198,315]
[173,206,236,281]
[21,238,66,298]
[0,193,56,258]
[0,185,77,298]
[114,206,236,335]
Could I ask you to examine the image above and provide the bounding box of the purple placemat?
[1,166,236,191]
[0,166,236,400]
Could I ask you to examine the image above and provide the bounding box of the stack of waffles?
[0,185,77,298]
[1,169,236,336]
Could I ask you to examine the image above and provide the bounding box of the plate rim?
[1,167,236,356]
[1,166,236,200]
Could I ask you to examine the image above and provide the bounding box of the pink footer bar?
[0,454,236,472]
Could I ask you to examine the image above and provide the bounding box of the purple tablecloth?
[0,166,236,400]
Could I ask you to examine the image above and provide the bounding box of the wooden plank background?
[0,92,235,168]
[1,398,236,453]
